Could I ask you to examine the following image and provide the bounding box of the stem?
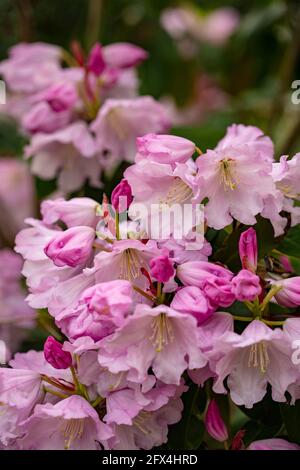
[85,0,103,49]
[233,315,253,322]
[261,319,285,326]
[224,440,229,450]
[92,396,104,408]
[70,366,80,392]
[115,210,120,240]
[43,387,69,400]
[260,285,282,313]
[133,285,157,304]
[41,375,74,392]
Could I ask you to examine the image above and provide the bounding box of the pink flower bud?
[239,228,258,272]
[136,133,195,165]
[111,179,133,211]
[205,399,228,442]
[202,277,235,308]
[43,82,77,112]
[44,226,95,267]
[44,336,72,369]
[102,42,148,69]
[171,286,214,325]
[150,255,175,283]
[87,42,105,76]
[273,277,300,308]
[280,255,293,273]
[231,269,262,302]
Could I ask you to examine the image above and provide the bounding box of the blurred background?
[1,0,300,157]
[0,0,300,354]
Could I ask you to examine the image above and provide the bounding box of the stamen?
[133,411,151,435]
[61,418,85,450]
[119,249,143,281]
[277,182,300,200]
[219,159,237,191]
[248,341,269,373]
[149,313,175,352]
[162,178,193,206]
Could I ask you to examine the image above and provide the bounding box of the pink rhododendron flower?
[98,304,207,385]
[216,124,274,162]
[0,158,35,241]
[0,42,61,94]
[25,122,100,192]
[19,395,113,450]
[272,153,300,200]
[0,249,36,356]
[195,130,285,234]
[55,280,133,340]
[189,312,234,387]
[91,97,170,168]
[213,320,298,408]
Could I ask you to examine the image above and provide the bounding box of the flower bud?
[239,228,258,272]
[44,226,95,267]
[150,255,175,283]
[44,336,72,369]
[205,399,228,442]
[111,179,133,211]
[273,277,300,308]
[231,269,262,302]
[43,82,77,112]
[102,42,148,69]
[87,42,105,76]
[136,133,195,165]
[171,286,214,325]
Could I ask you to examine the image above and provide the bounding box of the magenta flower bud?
[136,133,195,165]
[150,255,175,283]
[44,336,72,369]
[171,286,215,325]
[231,269,262,302]
[44,226,95,267]
[273,277,300,308]
[205,399,229,442]
[87,42,105,76]
[239,228,258,272]
[111,179,133,211]
[280,255,293,273]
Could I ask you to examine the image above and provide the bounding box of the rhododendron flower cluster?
[0,122,298,451]
[0,42,170,192]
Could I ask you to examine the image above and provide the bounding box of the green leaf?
[281,401,300,444]
[167,383,206,450]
